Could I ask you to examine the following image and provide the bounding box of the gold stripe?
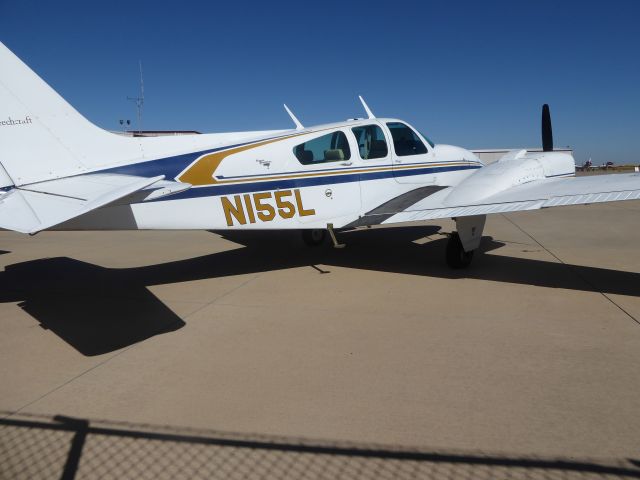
[177,126,341,186]
[177,133,306,186]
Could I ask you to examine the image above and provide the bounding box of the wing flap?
[541,189,640,208]
[355,173,640,226]
[474,173,640,205]
[376,200,546,224]
[0,173,189,234]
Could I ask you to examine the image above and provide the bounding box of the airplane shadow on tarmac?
[0,226,638,356]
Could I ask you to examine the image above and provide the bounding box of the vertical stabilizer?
[0,42,140,185]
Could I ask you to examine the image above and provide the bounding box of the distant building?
[472,148,573,164]
[110,131,573,165]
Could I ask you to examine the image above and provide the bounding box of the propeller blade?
[542,104,553,152]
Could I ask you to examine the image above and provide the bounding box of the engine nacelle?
[443,149,575,206]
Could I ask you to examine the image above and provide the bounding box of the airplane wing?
[350,173,640,227]
[0,173,191,234]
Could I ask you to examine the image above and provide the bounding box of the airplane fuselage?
[58,118,482,231]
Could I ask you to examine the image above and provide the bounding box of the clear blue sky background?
[1,0,638,163]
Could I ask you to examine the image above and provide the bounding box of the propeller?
[541,104,553,152]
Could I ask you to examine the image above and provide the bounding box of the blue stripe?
[150,164,481,201]
[103,151,205,179]
[97,149,481,202]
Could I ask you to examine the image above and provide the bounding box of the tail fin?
[0,42,139,185]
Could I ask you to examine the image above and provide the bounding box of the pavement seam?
[5,272,264,419]
[3,346,136,420]
[500,214,640,327]
[161,272,264,324]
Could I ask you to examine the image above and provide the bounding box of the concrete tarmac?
[1,202,640,478]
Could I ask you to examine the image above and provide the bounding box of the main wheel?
[301,229,326,247]
[446,232,474,269]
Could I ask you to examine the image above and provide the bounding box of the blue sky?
[1,0,638,163]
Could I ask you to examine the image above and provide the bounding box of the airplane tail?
[0,42,140,186]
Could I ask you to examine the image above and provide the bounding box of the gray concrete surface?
[1,202,640,478]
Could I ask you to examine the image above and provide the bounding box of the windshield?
[419,131,435,148]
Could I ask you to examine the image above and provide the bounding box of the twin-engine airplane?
[1,42,639,268]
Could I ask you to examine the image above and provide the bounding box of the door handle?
[340,161,352,166]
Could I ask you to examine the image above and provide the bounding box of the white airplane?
[1,42,639,268]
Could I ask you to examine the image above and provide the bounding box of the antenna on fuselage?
[283,104,304,130]
[127,60,145,133]
[358,95,375,119]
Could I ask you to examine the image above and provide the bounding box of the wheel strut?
[327,223,345,249]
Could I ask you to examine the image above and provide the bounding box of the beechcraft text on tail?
[1,42,639,268]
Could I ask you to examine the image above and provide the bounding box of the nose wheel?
[446,232,474,269]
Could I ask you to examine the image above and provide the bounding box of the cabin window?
[293,131,351,165]
[351,125,388,160]
[386,122,428,156]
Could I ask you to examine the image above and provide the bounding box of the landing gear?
[446,232,474,269]
[445,215,486,269]
[301,229,326,246]
[301,224,346,248]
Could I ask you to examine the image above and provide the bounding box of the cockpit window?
[386,122,428,156]
[293,131,351,165]
[351,125,388,160]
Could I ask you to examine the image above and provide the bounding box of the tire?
[302,229,326,247]
[446,232,474,269]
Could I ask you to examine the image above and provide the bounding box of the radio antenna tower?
[127,60,144,133]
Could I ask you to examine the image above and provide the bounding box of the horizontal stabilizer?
[0,173,190,234]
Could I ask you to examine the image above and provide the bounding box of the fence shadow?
[1,413,639,480]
